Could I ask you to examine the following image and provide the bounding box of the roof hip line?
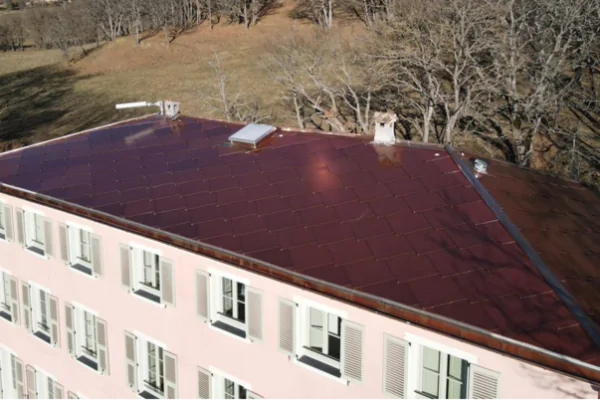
[445,145,600,349]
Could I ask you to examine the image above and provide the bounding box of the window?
[224,378,247,399]
[0,272,17,324]
[219,278,246,330]
[124,332,178,399]
[69,228,92,275]
[277,298,365,382]
[416,347,468,400]
[66,303,108,374]
[25,285,59,346]
[26,366,63,399]
[121,246,174,306]
[28,213,45,254]
[0,349,23,399]
[0,203,5,240]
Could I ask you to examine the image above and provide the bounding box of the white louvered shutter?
[247,287,263,342]
[44,218,53,257]
[12,355,24,399]
[469,365,500,399]
[15,209,24,246]
[25,365,36,399]
[96,318,109,375]
[160,258,175,306]
[4,204,13,241]
[278,299,295,356]
[195,271,209,322]
[383,334,409,398]
[54,382,64,399]
[67,391,79,399]
[120,245,132,290]
[341,320,365,384]
[58,224,69,264]
[21,283,32,332]
[9,276,19,324]
[164,351,178,399]
[49,294,60,347]
[91,234,103,277]
[124,331,137,391]
[64,303,76,356]
[248,391,264,399]
[197,367,211,399]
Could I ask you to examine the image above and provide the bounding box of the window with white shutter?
[28,285,58,346]
[468,365,500,399]
[281,298,364,383]
[129,332,176,400]
[22,211,51,258]
[197,367,211,399]
[207,271,261,341]
[29,368,60,399]
[0,272,18,324]
[69,304,109,375]
[0,202,13,242]
[210,371,252,399]
[124,245,175,307]
[11,354,25,399]
[25,365,36,399]
[407,341,500,400]
[383,334,409,399]
[196,271,209,322]
[63,226,102,278]
[0,347,22,399]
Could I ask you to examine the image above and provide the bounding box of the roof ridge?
[446,145,600,349]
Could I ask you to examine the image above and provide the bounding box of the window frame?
[0,201,6,240]
[0,272,13,322]
[209,369,252,400]
[137,337,167,399]
[68,227,93,274]
[405,334,476,400]
[132,247,162,304]
[209,271,249,338]
[31,286,52,344]
[24,211,46,257]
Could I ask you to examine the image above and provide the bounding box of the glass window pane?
[309,326,323,350]
[423,347,440,372]
[239,385,247,399]
[327,314,340,335]
[447,379,464,399]
[447,355,465,380]
[237,283,245,302]
[328,334,341,360]
[224,379,235,398]
[422,369,440,398]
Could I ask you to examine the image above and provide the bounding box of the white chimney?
[373,111,398,145]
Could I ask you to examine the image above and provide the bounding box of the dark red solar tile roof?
[1,115,599,367]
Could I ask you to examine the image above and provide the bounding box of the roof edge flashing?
[229,123,276,148]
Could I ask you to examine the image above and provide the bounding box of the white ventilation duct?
[373,112,398,145]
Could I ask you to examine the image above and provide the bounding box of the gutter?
[1,182,600,383]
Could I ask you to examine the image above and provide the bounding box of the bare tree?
[204,50,270,123]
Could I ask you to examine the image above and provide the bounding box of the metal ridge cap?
[445,145,600,348]
[1,182,600,382]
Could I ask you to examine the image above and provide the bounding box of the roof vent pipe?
[372,111,398,145]
[473,158,489,175]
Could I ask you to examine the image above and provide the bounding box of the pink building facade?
[0,193,597,399]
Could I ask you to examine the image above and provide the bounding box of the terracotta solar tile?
[404,191,447,212]
[421,206,470,229]
[311,222,354,244]
[402,159,441,178]
[360,280,419,306]
[275,179,311,197]
[195,219,233,240]
[351,216,392,240]
[256,196,288,214]
[157,209,190,228]
[232,215,267,235]
[320,187,358,206]
[264,211,302,231]
[468,243,529,270]
[328,239,373,265]
[386,177,427,197]
[204,234,243,252]
[183,192,217,208]
[250,248,293,268]
[300,206,338,227]
[366,235,413,259]
[335,201,374,222]
[278,226,316,248]
[456,201,498,225]
[438,186,481,206]
[430,301,498,331]
[369,196,410,217]
[190,205,223,223]
[96,203,125,216]
[406,229,455,254]
[128,212,159,227]
[386,210,432,235]
[353,183,391,201]
[217,188,246,204]
[387,254,438,283]
[344,259,392,288]
[339,171,375,188]
[154,195,185,212]
[409,275,465,308]
[202,164,232,179]
[475,221,514,244]
[289,244,334,270]
[369,166,407,182]
[303,265,352,287]
[420,172,466,192]
[267,168,300,183]
[244,184,278,201]
[285,192,324,210]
